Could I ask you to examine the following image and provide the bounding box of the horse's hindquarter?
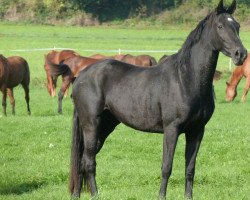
[6,57,28,88]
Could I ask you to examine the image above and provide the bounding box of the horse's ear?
[227,0,236,14]
[216,0,225,14]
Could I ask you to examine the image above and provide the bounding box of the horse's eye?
[218,25,223,29]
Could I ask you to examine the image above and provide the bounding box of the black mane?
[177,12,215,66]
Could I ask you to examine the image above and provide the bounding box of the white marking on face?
[228,18,233,22]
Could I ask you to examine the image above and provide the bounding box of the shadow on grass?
[0,181,45,195]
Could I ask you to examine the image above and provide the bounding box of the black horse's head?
[209,0,247,65]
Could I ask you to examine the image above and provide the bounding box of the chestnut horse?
[89,53,126,61]
[121,54,157,66]
[226,53,250,102]
[44,50,78,97]
[90,54,157,66]
[0,55,30,115]
[48,55,101,114]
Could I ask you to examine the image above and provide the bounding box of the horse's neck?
[177,40,219,95]
[228,66,244,88]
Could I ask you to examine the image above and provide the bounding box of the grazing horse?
[48,55,101,114]
[90,53,126,61]
[44,50,78,97]
[69,1,247,199]
[0,55,30,115]
[121,54,157,66]
[226,53,250,102]
[90,53,157,66]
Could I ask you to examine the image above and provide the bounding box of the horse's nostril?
[235,50,240,58]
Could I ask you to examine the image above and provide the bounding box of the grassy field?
[0,22,250,200]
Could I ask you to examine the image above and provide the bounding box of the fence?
[0,46,248,71]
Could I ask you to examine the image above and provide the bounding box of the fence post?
[229,58,232,71]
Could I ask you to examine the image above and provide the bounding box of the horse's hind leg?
[81,121,99,197]
[7,88,15,115]
[241,76,250,102]
[81,110,119,197]
[22,83,31,115]
[1,85,7,115]
[96,110,120,154]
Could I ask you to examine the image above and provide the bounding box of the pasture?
[0,22,249,200]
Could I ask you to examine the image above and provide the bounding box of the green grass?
[0,23,250,200]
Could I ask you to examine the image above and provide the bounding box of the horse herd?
[0,46,249,116]
[0,0,249,199]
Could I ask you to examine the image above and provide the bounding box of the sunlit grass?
[0,23,249,200]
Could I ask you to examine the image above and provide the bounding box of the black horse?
[69,0,247,199]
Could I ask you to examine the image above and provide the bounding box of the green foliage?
[0,0,249,24]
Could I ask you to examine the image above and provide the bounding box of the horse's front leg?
[51,76,58,97]
[241,77,250,102]
[185,127,204,199]
[159,123,179,199]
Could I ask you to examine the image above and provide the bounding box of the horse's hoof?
[91,192,100,200]
[158,195,166,200]
[71,192,80,199]
[241,98,246,102]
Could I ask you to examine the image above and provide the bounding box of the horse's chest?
[181,100,214,130]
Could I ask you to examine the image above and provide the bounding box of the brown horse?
[89,53,126,61]
[121,54,157,66]
[44,50,78,97]
[226,53,250,102]
[90,54,157,66]
[0,55,30,115]
[48,55,101,114]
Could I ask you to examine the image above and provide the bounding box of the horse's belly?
[106,101,163,133]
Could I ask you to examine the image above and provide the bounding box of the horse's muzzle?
[233,47,248,66]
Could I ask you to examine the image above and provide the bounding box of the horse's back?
[58,50,78,61]
[63,55,100,77]
[7,56,30,88]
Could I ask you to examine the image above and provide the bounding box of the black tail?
[46,58,71,78]
[69,107,85,196]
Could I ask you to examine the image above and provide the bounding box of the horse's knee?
[58,91,64,100]
[186,168,195,181]
[84,159,96,176]
[2,101,6,107]
[162,165,172,179]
